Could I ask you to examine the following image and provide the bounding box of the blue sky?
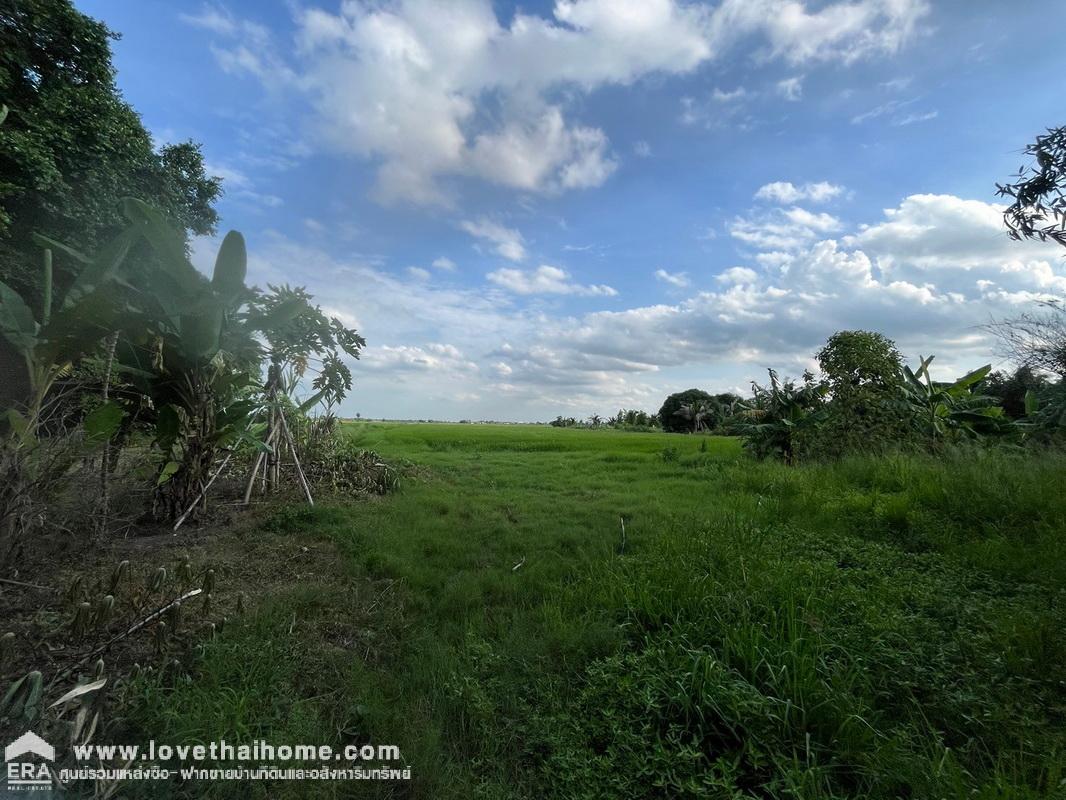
[79,0,1066,420]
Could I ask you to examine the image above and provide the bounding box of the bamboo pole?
[173,451,233,532]
[242,424,279,505]
[278,408,314,506]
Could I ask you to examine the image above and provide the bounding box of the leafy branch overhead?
[996,126,1066,248]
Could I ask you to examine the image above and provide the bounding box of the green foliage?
[291,412,400,495]
[0,0,221,302]
[0,231,133,543]
[739,369,828,463]
[983,366,1050,419]
[997,125,1066,248]
[1022,379,1066,439]
[900,356,1012,443]
[806,331,912,457]
[607,408,660,430]
[817,330,903,394]
[248,284,366,410]
[658,388,714,433]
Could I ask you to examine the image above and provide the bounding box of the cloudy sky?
[81,0,1065,421]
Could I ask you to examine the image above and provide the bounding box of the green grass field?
[128,423,1066,799]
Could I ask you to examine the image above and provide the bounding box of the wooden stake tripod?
[171,371,314,533]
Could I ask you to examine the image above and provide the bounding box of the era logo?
[4,731,54,790]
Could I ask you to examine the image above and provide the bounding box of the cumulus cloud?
[460,218,527,262]
[512,194,1064,389]
[754,181,845,203]
[716,266,759,284]
[363,343,479,373]
[190,0,930,203]
[189,191,1062,419]
[432,257,457,271]
[731,206,844,251]
[487,265,618,297]
[655,269,690,287]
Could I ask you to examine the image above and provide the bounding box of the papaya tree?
[111,200,364,520]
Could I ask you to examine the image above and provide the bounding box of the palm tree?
[675,400,712,433]
[589,414,603,427]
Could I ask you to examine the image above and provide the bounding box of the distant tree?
[658,389,713,433]
[996,126,1066,248]
[983,366,1050,419]
[813,331,909,456]
[675,399,714,433]
[817,331,903,395]
[0,0,223,300]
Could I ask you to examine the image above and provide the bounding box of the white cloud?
[706,0,930,65]
[712,86,748,102]
[180,6,239,35]
[783,207,843,232]
[517,194,1064,390]
[716,266,759,284]
[407,266,431,281]
[193,0,930,203]
[655,269,690,287]
[880,76,912,91]
[460,218,527,262]
[633,140,652,157]
[731,206,843,251]
[189,191,1063,420]
[776,75,803,101]
[207,162,283,208]
[754,181,845,203]
[466,108,617,193]
[893,109,938,126]
[851,96,934,126]
[363,343,479,373]
[487,265,617,296]
[432,257,457,271]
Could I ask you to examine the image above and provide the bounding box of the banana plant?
[1,229,133,545]
[107,201,266,519]
[1,227,138,431]
[900,356,1009,442]
[1020,383,1066,436]
[739,369,829,463]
